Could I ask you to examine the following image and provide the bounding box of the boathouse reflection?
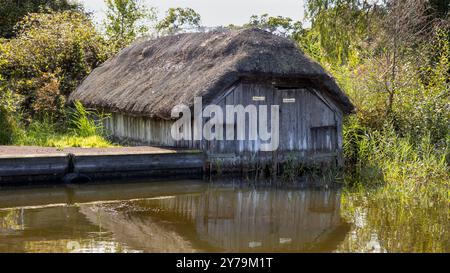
[0,182,350,252]
[81,186,350,252]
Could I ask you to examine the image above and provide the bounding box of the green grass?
[15,131,114,148]
[11,102,116,148]
[343,120,449,202]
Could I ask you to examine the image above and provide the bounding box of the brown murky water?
[0,180,447,253]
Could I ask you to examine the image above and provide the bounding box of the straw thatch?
[69,28,354,119]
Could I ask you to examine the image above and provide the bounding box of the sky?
[78,0,306,28]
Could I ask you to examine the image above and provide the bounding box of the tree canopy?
[0,0,82,38]
[156,7,201,34]
[104,0,156,51]
[0,11,109,121]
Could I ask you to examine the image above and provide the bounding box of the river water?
[0,180,447,253]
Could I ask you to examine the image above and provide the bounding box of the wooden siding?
[105,113,176,147]
[104,81,344,163]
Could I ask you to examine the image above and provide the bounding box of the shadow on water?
[0,178,350,253]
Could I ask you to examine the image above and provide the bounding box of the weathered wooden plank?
[103,81,344,166]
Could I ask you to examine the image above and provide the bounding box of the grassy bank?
[2,102,115,148]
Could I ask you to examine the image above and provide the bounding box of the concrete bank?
[0,146,204,185]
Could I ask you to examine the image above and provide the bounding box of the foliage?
[0,11,110,122]
[0,69,21,144]
[13,103,113,148]
[338,123,449,253]
[69,101,108,138]
[0,11,112,147]
[344,119,449,185]
[0,107,16,144]
[309,4,368,64]
[0,0,81,38]
[300,0,449,144]
[300,2,449,252]
[246,14,303,38]
[104,0,156,51]
[156,7,201,35]
[13,120,113,148]
[339,117,448,253]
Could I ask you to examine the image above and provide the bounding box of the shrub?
[0,107,15,144]
[0,11,111,121]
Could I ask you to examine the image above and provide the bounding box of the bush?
[0,0,81,38]
[0,11,111,121]
[32,74,66,121]
[0,11,115,148]
[0,108,15,144]
[0,77,20,144]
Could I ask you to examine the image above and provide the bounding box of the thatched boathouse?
[69,28,354,168]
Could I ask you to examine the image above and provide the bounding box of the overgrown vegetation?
[0,0,82,38]
[10,101,112,148]
[0,1,205,148]
[246,0,448,252]
[297,0,449,252]
[156,7,201,35]
[246,0,449,191]
[0,8,113,147]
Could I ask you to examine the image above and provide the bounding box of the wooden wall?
[104,81,344,165]
[104,113,176,146]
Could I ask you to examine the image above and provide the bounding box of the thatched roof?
[69,28,354,119]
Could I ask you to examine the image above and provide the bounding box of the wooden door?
[275,89,302,152]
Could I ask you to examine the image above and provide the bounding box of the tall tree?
[375,0,433,115]
[246,14,303,38]
[0,0,81,38]
[104,0,156,50]
[303,0,377,64]
[156,7,201,35]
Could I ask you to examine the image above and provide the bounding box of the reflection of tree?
[337,191,449,253]
[0,209,23,235]
[0,206,127,253]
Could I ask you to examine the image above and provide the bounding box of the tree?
[246,14,303,38]
[156,7,201,35]
[0,0,81,38]
[303,0,377,65]
[0,11,109,121]
[371,0,433,115]
[104,0,156,50]
[428,0,450,19]
[301,0,448,135]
